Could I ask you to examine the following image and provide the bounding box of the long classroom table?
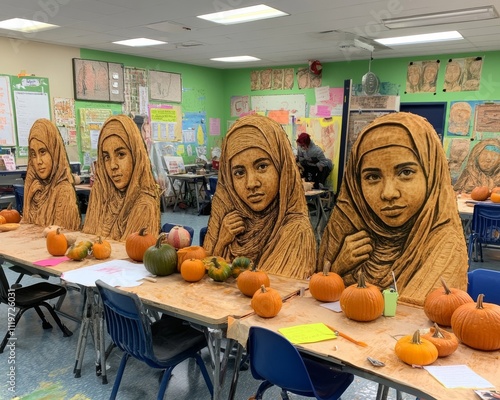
[0,223,307,399]
[227,292,500,400]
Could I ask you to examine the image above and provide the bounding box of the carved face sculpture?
[230,147,279,212]
[29,138,53,181]
[102,134,133,191]
[477,146,500,174]
[360,135,426,228]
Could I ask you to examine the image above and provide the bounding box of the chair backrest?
[207,176,218,197]
[12,184,24,214]
[161,223,194,246]
[95,279,156,364]
[468,269,500,305]
[471,203,500,246]
[199,226,208,246]
[248,326,315,393]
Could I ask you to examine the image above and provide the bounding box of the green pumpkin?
[66,244,89,261]
[205,257,232,282]
[143,233,178,276]
[230,256,253,278]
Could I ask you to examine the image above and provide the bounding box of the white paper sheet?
[319,301,342,313]
[61,260,152,287]
[423,365,494,389]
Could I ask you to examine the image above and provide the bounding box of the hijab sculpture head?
[23,119,81,230]
[82,115,160,241]
[203,114,317,280]
[319,112,468,306]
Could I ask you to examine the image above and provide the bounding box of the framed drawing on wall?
[73,59,124,102]
[149,70,182,103]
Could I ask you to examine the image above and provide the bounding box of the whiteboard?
[13,91,51,147]
[0,76,16,146]
[251,94,306,117]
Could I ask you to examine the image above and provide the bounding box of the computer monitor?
[70,162,81,175]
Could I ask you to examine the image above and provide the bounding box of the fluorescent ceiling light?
[375,31,463,46]
[198,4,288,25]
[210,56,260,62]
[383,6,498,29]
[113,38,166,47]
[0,18,58,33]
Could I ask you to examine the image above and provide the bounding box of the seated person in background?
[23,119,81,231]
[203,115,317,280]
[82,115,160,241]
[318,112,468,307]
[296,132,333,189]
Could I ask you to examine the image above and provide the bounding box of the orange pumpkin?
[180,258,206,282]
[0,203,21,223]
[421,323,459,357]
[125,228,157,262]
[395,330,438,366]
[0,215,6,225]
[46,228,68,256]
[237,264,270,297]
[309,261,345,302]
[491,191,500,203]
[176,245,207,271]
[470,186,490,201]
[423,278,473,327]
[339,272,384,322]
[251,285,282,318]
[451,294,500,351]
[93,236,112,260]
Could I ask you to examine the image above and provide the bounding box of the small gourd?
[451,294,500,351]
[423,278,473,327]
[166,226,191,249]
[309,261,345,302]
[125,227,156,262]
[46,228,68,256]
[339,272,384,322]
[251,285,283,318]
[421,323,459,357]
[205,256,232,282]
[93,236,112,260]
[143,233,178,276]
[237,264,270,297]
[470,186,490,201]
[0,203,21,223]
[43,225,60,237]
[230,256,253,279]
[66,243,90,261]
[180,258,206,282]
[395,330,438,366]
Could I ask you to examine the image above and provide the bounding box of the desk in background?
[167,172,216,213]
[227,293,500,400]
[305,189,329,241]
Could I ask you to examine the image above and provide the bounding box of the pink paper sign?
[33,256,70,267]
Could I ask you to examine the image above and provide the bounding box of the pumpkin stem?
[259,284,267,293]
[156,233,167,248]
[322,261,331,276]
[96,236,103,244]
[212,257,221,269]
[139,227,149,236]
[476,293,485,309]
[6,203,13,210]
[357,271,367,288]
[431,323,445,339]
[440,278,452,295]
[411,330,422,345]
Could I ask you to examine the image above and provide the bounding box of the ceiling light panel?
[198,4,288,25]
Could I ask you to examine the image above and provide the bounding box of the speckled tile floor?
[1,208,498,399]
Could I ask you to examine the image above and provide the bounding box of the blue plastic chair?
[467,203,500,266]
[207,176,218,198]
[12,183,24,214]
[95,280,213,400]
[467,269,500,305]
[199,226,208,246]
[161,223,194,246]
[247,326,354,400]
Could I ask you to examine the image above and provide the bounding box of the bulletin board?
[0,75,16,146]
[11,76,51,156]
[251,94,306,118]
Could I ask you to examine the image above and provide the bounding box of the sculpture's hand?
[332,230,373,276]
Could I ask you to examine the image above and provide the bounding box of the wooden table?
[226,293,500,400]
[0,223,307,399]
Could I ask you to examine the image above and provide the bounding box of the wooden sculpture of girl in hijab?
[23,119,81,230]
[318,112,468,306]
[203,115,317,280]
[82,115,160,241]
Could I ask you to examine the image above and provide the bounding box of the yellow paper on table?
[278,323,337,344]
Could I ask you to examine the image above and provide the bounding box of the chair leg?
[39,302,73,337]
[110,353,130,400]
[0,309,25,353]
[157,366,174,400]
[194,353,214,397]
[254,381,274,399]
[34,305,53,329]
